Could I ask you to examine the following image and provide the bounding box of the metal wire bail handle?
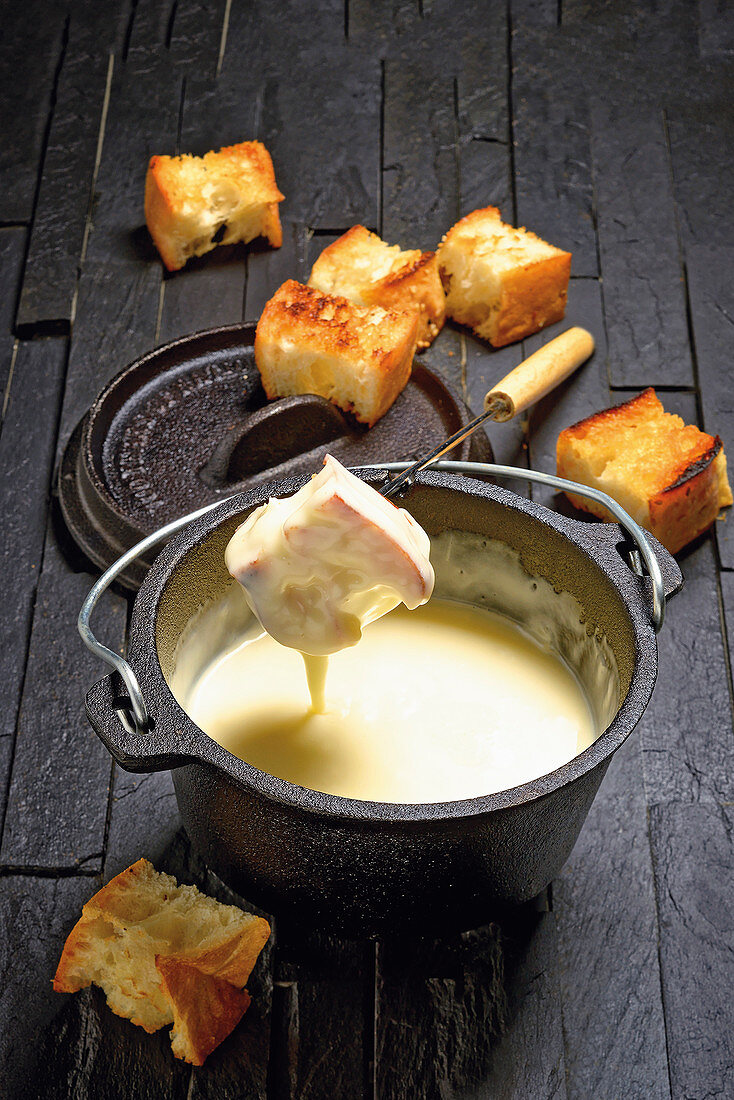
[78,462,667,737]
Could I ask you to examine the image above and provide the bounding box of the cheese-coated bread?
[437,207,571,347]
[255,280,419,426]
[308,225,445,348]
[556,388,733,553]
[145,141,283,271]
[53,859,270,1065]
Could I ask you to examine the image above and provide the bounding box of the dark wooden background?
[1,1,733,1097]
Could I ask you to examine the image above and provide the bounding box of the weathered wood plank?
[84,53,181,268]
[16,4,118,331]
[526,278,610,509]
[512,24,598,276]
[376,915,566,1098]
[457,4,512,218]
[0,1,67,223]
[383,60,456,248]
[0,337,68,842]
[0,228,26,401]
[650,802,734,1100]
[1,259,160,870]
[260,62,381,232]
[591,99,693,388]
[682,243,734,569]
[348,0,420,45]
[169,0,228,72]
[244,221,308,323]
[272,928,373,1100]
[635,392,734,806]
[0,874,97,1096]
[157,248,247,345]
[666,102,734,250]
[555,736,670,1099]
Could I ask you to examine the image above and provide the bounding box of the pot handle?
[85,672,196,773]
[78,498,227,736]
[379,460,673,632]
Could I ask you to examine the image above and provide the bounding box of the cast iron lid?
[59,323,491,588]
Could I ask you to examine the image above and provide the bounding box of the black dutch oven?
[82,466,682,937]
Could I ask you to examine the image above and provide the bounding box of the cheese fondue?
[225,455,434,658]
[182,598,597,804]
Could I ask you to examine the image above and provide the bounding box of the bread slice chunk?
[54,859,270,1063]
[145,141,283,271]
[157,957,251,1066]
[556,388,733,553]
[437,207,571,347]
[254,279,419,426]
[308,225,445,348]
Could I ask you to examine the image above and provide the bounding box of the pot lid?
[59,323,491,589]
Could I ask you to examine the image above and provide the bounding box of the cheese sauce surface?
[183,598,597,804]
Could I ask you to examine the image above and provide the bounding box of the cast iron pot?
[83,467,682,937]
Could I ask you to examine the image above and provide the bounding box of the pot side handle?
[86,673,196,773]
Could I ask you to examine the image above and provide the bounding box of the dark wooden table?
[2,2,733,1097]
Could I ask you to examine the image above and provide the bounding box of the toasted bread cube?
[307,225,445,348]
[556,388,733,553]
[254,280,419,426]
[54,859,270,1064]
[145,141,284,271]
[437,207,571,347]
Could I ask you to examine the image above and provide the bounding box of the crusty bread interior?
[557,388,733,553]
[54,859,270,1064]
[145,141,283,271]
[437,206,570,347]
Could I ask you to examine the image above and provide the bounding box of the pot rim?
[127,468,662,823]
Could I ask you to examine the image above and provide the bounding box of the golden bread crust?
[437,206,571,347]
[556,388,733,553]
[308,226,445,348]
[156,957,251,1066]
[145,141,283,271]
[255,280,418,426]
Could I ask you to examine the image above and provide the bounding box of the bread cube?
[556,388,733,553]
[437,207,571,347]
[308,225,445,348]
[254,280,419,426]
[54,858,270,1064]
[145,141,283,271]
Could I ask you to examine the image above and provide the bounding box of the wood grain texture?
[383,60,457,248]
[0,337,67,839]
[512,23,598,276]
[456,2,512,218]
[272,929,374,1100]
[555,737,670,1100]
[376,913,566,1099]
[0,874,98,1097]
[683,243,734,569]
[0,1,67,222]
[651,802,734,1100]
[15,4,121,331]
[591,99,693,388]
[0,228,26,402]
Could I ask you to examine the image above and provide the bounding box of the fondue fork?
[382,327,594,499]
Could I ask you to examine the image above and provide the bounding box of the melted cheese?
[183,599,597,804]
[225,456,434,710]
